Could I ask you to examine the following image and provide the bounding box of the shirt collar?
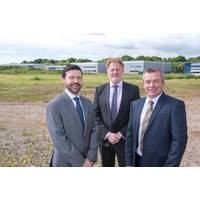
[145,92,163,105]
[110,80,123,88]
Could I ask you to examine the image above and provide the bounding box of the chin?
[148,94,156,98]
[112,79,119,84]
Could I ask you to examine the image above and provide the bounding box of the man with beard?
[46,65,98,167]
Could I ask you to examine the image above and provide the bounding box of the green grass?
[0,73,199,102]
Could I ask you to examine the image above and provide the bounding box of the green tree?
[135,55,146,60]
[121,55,134,61]
[171,62,184,73]
[67,57,76,63]
[76,58,92,63]
[169,55,186,62]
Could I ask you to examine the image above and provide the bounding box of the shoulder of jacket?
[48,93,64,106]
[163,94,185,105]
[80,95,92,104]
[123,81,138,89]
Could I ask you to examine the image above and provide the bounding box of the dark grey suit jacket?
[46,92,98,167]
[125,93,188,167]
[94,81,140,146]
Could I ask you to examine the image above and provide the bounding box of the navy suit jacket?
[94,81,140,146]
[125,93,188,167]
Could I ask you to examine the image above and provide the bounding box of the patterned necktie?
[74,97,85,130]
[111,85,118,123]
[140,100,154,152]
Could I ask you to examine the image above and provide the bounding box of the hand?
[107,133,120,144]
[82,159,94,167]
[115,132,122,140]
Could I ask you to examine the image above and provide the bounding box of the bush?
[31,76,41,81]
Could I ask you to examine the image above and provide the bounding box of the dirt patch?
[0,97,199,166]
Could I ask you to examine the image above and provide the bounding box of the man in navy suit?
[94,58,140,167]
[125,68,188,167]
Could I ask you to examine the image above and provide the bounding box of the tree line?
[21,55,200,73]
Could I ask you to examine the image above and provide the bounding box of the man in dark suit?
[125,67,188,167]
[94,58,140,167]
[46,65,98,167]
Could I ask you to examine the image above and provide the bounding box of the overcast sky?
[0,0,200,64]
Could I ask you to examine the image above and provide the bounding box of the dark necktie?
[111,85,118,123]
[140,100,154,152]
[74,97,85,130]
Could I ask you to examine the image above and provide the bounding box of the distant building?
[48,65,65,71]
[72,62,106,73]
[184,62,200,74]
[0,60,171,74]
[123,61,171,74]
[25,64,48,70]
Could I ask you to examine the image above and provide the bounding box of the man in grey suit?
[46,65,98,167]
[126,68,188,167]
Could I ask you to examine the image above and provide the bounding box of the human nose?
[72,77,79,83]
[149,81,154,87]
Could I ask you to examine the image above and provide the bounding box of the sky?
[0,0,200,64]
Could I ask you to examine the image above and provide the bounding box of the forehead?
[143,71,162,80]
[108,62,123,69]
[65,70,82,76]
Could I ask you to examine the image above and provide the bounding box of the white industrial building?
[44,62,106,73]
[0,60,171,74]
[71,62,106,73]
[123,61,171,74]
[72,60,171,74]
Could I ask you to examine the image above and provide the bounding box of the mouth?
[72,84,80,87]
[148,89,157,92]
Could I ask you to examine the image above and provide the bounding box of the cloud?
[85,33,106,37]
[1,33,200,63]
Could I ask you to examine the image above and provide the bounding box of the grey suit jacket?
[125,93,188,167]
[46,92,98,167]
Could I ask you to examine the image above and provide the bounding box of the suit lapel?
[136,98,146,133]
[117,82,128,115]
[80,96,89,136]
[145,93,165,131]
[62,92,85,134]
[104,84,112,123]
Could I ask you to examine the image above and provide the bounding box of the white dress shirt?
[104,80,125,140]
[65,88,85,120]
[109,80,123,112]
[137,92,162,156]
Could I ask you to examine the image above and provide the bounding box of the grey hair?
[142,67,165,81]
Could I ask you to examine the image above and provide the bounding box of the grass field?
[0,72,200,166]
[0,73,199,102]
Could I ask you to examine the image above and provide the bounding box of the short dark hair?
[143,67,164,81]
[62,64,83,78]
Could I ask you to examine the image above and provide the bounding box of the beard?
[66,83,82,95]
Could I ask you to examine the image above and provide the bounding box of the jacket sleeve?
[135,85,141,100]
[125,102,134,166]
[86,107,98,162]
[46,102,85,164]
[163,100,188,166]
[93,87,109,142]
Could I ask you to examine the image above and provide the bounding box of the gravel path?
[0,97,199,166]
